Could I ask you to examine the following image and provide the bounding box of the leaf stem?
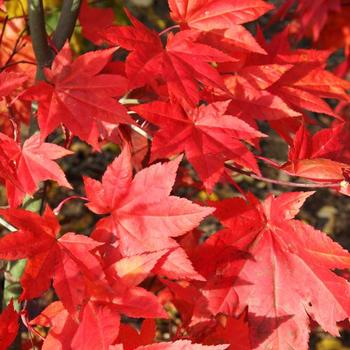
[225,163,340,189]
[159,24,180,36]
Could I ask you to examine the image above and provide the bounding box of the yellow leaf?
[317,338,350,350]
[5,0,27,18]
[5,0,61,18]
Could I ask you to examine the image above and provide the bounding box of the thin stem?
[159,24,180,36]
[53,196,88,215]
[0,217,17,233]
[0,61,37,71]
[130,124,153,141]
[3,28,27,69]
[52,0,82,51]
[20,303,45,341]
[225,164,340,189]
[27,0,51,79]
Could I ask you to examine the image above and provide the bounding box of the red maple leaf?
[133,101,264,190]
[270,0,341,41]
[0,132,72,207]
[84,147,214,257]
[169,0,273,32]
[78,0,115,45]
[209,192,350,349]
[103,10,232,107]
[281,122,350,182]
[117,319,156,350]
[29,301,78,350]
[0,207,105,317]
[0,300,19,350]
[22,45,132,149]
[219,29,350,122]
[168,0,273,56]
[0,71,27,99]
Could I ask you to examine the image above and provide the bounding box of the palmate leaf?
[103,10,232,107]
[281,123,350,184]
[133,101,264,190]
[168,0,273,32]
[0,301,19,350]
[204,192,350,349]
[0,132,72,207]
[0,71,27,99]
[84,147,214,257]
[22,45,132,149]
[0,208,106,317]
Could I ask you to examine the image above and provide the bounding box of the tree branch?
[27,0,51,79]
[52,0,82,51]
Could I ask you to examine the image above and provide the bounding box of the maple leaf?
[219,29,350,121]
[317,3,350,55]
[133,101,264,190]
[117,319,156,350]
[84,147,214,257]
[71,301,121,350]
[168,0,273,56]
[198,314,251,350]
[0,300,19,350]
[270,0,341,41]
[22,45,132,149]
[281,123,350,182]
[260,31,350,115]
[168,0,273,32]
[224,75,301,122]
[78,0,115,45]
[103,11,232,106]
[209,192,350,349]
[29,302,78,350]
[30,275,164,349]
[30,300,122,350]
[0,132,72,207]
[0,207,106,317]
[0,71,27,99]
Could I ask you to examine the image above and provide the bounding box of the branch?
[52,0,82,51]
[225,163,340,189]
[27,0,51,79]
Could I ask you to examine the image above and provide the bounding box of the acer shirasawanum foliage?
[1,0,350,349]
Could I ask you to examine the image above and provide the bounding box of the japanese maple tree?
[0,0,350,349]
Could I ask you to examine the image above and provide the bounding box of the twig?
[225,163,340,189]
[0,60,36,71]
[2,28,27,68]
[159,24,180,36]
[53,196,88,215]
[130,124,153,141]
